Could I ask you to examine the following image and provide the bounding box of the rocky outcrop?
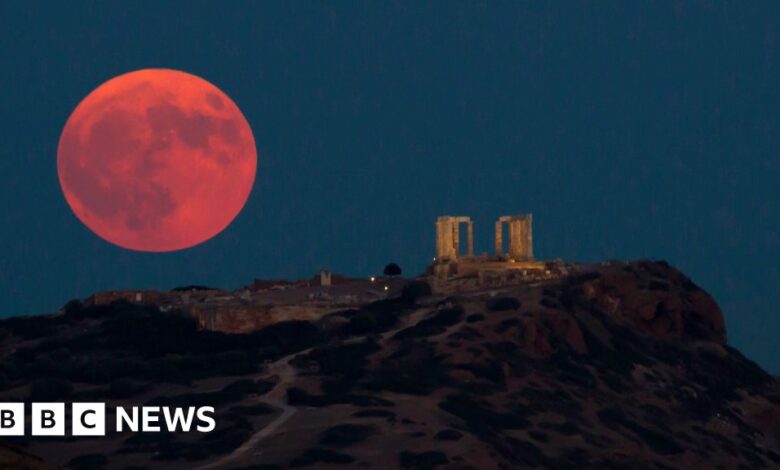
[580,260,726,344]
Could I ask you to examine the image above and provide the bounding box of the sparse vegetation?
[68,453,107,470]
[352,409,395,418]
[293,339,380,376]
[229,403,275,416]
[319,424,374,448]
[400,280,432,304]
[365,341,449,395]
[486,297,520,311]
[399,450,449,469]
[290,448,355,467]
[435,429,463,441]
[147,379,271,408]
[108,378,148,399]
[392,306,464,340]
[287,387,393,408]
[29,378,73,401]
[383,263,402,277]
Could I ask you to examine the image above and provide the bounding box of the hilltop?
[0,260,778,469]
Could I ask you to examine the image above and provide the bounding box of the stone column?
[508,215,533,260]
[495,220,503,255]
[436,217,456,261]
[508,220,516,258]
[467,221,474,257]
[435,219,444,259]
[452,222,460,259]
[523,214,534,259]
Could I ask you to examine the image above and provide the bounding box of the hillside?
[0,260,778,469]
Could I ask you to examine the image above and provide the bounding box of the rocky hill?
[0,260,778,469]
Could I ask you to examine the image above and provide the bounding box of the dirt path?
[194,350,304,470]
[196,306,433,469]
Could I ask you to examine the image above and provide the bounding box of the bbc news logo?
[0,403,216,436]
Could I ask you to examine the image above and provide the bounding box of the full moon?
[57,69,257,252]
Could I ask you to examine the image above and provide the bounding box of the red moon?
[57,69,257,252]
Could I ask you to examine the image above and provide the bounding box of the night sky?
[1,2,779,372]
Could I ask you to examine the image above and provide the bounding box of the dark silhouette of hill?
[0,260,778,469]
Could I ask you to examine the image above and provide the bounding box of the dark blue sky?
[1,2,779,371]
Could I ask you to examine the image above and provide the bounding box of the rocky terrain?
[0,260,779,469]
[0,442,44,470]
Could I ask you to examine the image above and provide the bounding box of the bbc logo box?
[0,403,106,436]
[31,403,65,436]
[72,403,106,436]
[0,403,24,436]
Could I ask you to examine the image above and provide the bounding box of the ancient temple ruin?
[435,214,533,262]
[430,213,564,290]
[495,214,533,260]
[435,216,474,261]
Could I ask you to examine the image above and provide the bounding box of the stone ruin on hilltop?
[81,213,572,332]
[429,214,569,292]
